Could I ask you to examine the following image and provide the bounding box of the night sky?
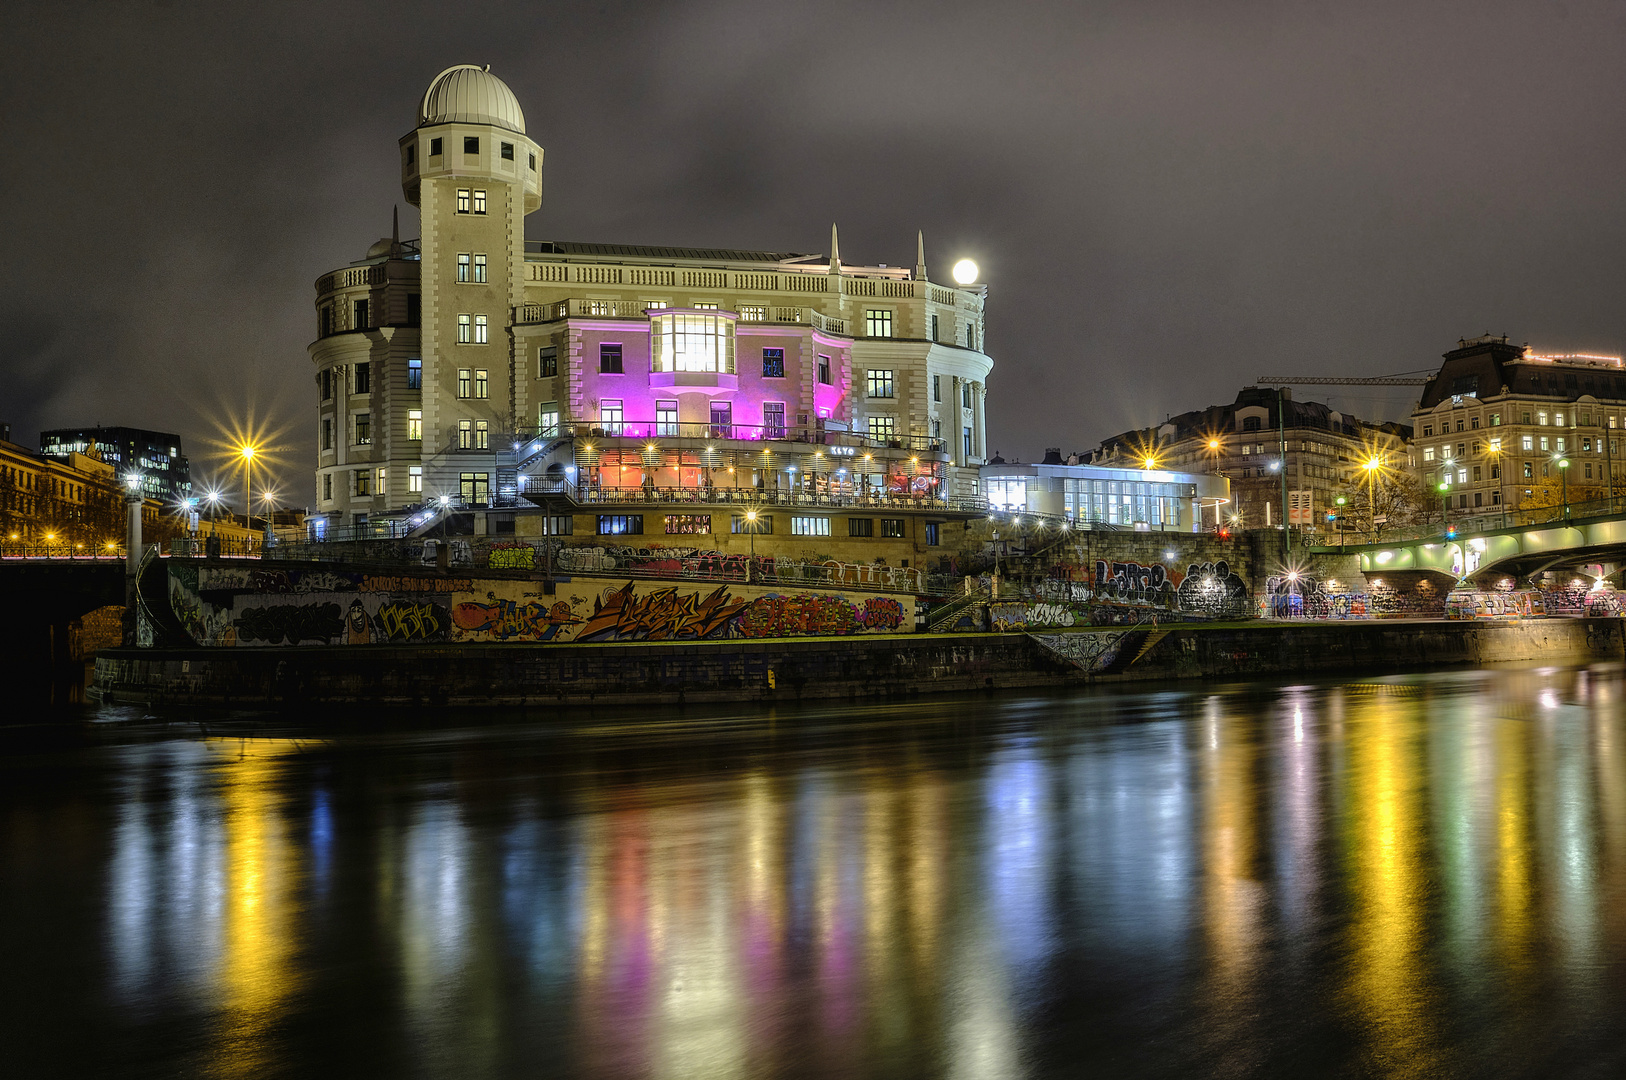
[6,1,1626,501]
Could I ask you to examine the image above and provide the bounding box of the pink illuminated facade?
[311,67,993,543]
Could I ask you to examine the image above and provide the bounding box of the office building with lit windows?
[309,65,994,552]
[1408,335,1626,530]
[38,426,191,505]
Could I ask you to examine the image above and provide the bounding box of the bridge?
[1310,496,1626,584]
[0,556,131,707]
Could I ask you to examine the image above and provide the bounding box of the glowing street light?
[1556,455,1571,520]
[743,508,760,581]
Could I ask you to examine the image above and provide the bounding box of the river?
[3,665,1625,1078]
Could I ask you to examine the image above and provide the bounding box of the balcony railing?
[530,484,987,515]
[518,421,948,455]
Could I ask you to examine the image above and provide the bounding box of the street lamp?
[1438,480,1451,532]
[1362,455,1382,540]
[1556,455,1570,521]
[1334,495,1347,550]
[744,508,759,582]
[239,444,258,530]
[439,493,452,539]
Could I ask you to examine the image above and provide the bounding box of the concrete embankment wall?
[93,618,1625,707]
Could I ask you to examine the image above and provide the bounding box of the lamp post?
[744,508,759,583]
[1438,480,1451,532]
[1335,495,1347,550]
[239,444,258,533]
[1362,455,1381,541]
[1557,455,1570,521]
[439,493,452,538]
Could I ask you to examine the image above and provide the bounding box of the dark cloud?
[4,0,1625,492]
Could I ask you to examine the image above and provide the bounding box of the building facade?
[1408,335,1626,530]
[309,65,994,547]
[39,426,191,505]
[981,455,1230,531]
[1094,387,1410,533]
[1,435,167,548]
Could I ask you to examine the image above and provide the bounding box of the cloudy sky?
[5,1,1626,497]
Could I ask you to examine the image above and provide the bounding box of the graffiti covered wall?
[164,562,911,647]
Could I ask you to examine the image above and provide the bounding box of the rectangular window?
[539,404,559,437]
[1423,447,1435,462]
[1491,464,1501,479]
[817,356,831,384]
[408,410,422,441]
[1472,465,1481,481]
[475,420,489,450]
[458,368,471,397]
[475,369,489,398]
[474,314,488,344]
[868,415,896,441]
[458,314,472,343]
[460,472,490,505]
[464,136,480,155]
[931,313,940,341]
[962,383,972,408]
[598,514,644,536]
[1539,412,1548,426]
[791,516,831,536]
[354,362,370,394]
[1489,437,1501,452]
[539,346,557,378]
[457,188,470,213]
[322,418,332,450]
[925,522,940,546]
[473,189,486,214]
[458,419,471,449]
[528,152,536,171]
[430,137,443,156]
[709,401,732,437]
[1521,434,1533,451]
[355,469,371,497]
[656,400,678,437]
[664,514,710,535]
[1471,416,1480,429]
[739,305,766,322]
[731,514,772,534]
[320,368,332,400]
[355,413,371,445]
[407,293,421,326]
[964,427,973,459]
[500,141,514,160]
[764,403,786,439]
[473,254,487,283]
[881,518,906,538]
[600,399,623,435]
[600,343,624,373]
[323,473,332,500]
[867,369,895,398]
[848,517,874,537]
[377,467,387,494]
[1490,413,1501,426]
[933,374,941,402]
[1423,425,1433,437]
[408,465,422,493]
[1524,461,1534,479]
[693,302,719,310]
[458,253,471,282]
[353,299,369,331]
[762,348,785,378]
[408,357,422,389]
[865,309,893,337]
[1556,437,1565,452]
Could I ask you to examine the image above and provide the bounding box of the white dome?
[419,65,525,134]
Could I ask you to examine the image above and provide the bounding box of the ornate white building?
[310,65,994,542]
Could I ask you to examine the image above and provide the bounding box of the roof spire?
[389,205,401,258]
[829,223,841,271]
[915,230,927,280]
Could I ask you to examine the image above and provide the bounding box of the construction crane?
[1255,373,1431,386]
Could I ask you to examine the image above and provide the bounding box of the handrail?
[516,421,949,455]
[1309,492,1626,550]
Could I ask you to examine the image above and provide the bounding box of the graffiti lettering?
[361,575,474,593]
[487,545,536,571]
[577,582,747,642]
[738,594,860,637]
[452,598,582,641]
[856,597,906,630]
[235,603,344,645]
[376,600,450,641]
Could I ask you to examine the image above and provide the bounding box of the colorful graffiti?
[577,583,747,642]
[375,600,452,642]
[452,597,582,641]
[487,544,536,571]
[736,593,906,638]
[1446,590,1548,620]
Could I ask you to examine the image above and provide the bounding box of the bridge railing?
[1309,493,1626,549]
[0,544,126,560]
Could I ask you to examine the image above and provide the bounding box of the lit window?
[656,400,678,437]
[1539,412,1548,426]
[881,518,906,538]
[865,309,893,337]
[457,314,471,343]
[764,403,786,439]
[472,190,486,214]
[500,141,514,160]
[355,413,371,445]
[600,344,624,373]
[474,315,488,344]
[458,369,471,397]
[664,515,710,535]
[474,368,489,399]
[377,467,387,493]
[408,466,422,493]
[598,514,644,535]
[1556,412,1566,426]
[868,415,896,441]
[456,188,470,213]
[539,346,557,378]
[473,254,486,283]
[762,348,785,378]
[867,370,895,398]
[599,399,623,435]
[408,410,422,441]
[464,136,479,154]
[1521,434,1533,451]
[1423,447,1435,462]
[539,404,559,436]
[792,516,831,536]
[475,420,489,450]
[458,419,471,449]
[355,469,371,496]
[1557,437,1566,452]
[650,312,735,374]
[458,253,471,282]
[1489,437,1501,452]
[693,302,719,310]
[1540,436,1549,451]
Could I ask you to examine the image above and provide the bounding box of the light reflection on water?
[5,666,1626,1077]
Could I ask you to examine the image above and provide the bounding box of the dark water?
[5,668,1626,1079]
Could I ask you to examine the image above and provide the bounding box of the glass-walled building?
[981,460,1230,531]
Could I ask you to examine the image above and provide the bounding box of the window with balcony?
[865,310,893,337]
[355,413,371,445]
[881,519,906,538]
[868,415,896,441]
[474,254,487,283]
[867,369,894,398]
[457,189,470,213]
[458,254,471,282]
[458,314,471,343]
[792,516,830,536]
[764,403,786,439]
[458,368,471,398]
[458,419,471,449]
[762,348,785,378]
[598,515,644,535]
[656,400,678,437]
[600,399,623,435]
[408,357,422,389]
[408,410,422,441]
[460,472,490,505]
[472,190,486,214]
[650,312,735,374]
[474,315,488,344]
[817,356,831,384]
[408,466,422,493]
[600,343,624,374]
[539,346,557,378]
[474,369,488,399]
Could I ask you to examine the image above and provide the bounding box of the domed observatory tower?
[401,65,543,502]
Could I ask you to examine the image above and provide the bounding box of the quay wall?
[93,617,1625,708]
